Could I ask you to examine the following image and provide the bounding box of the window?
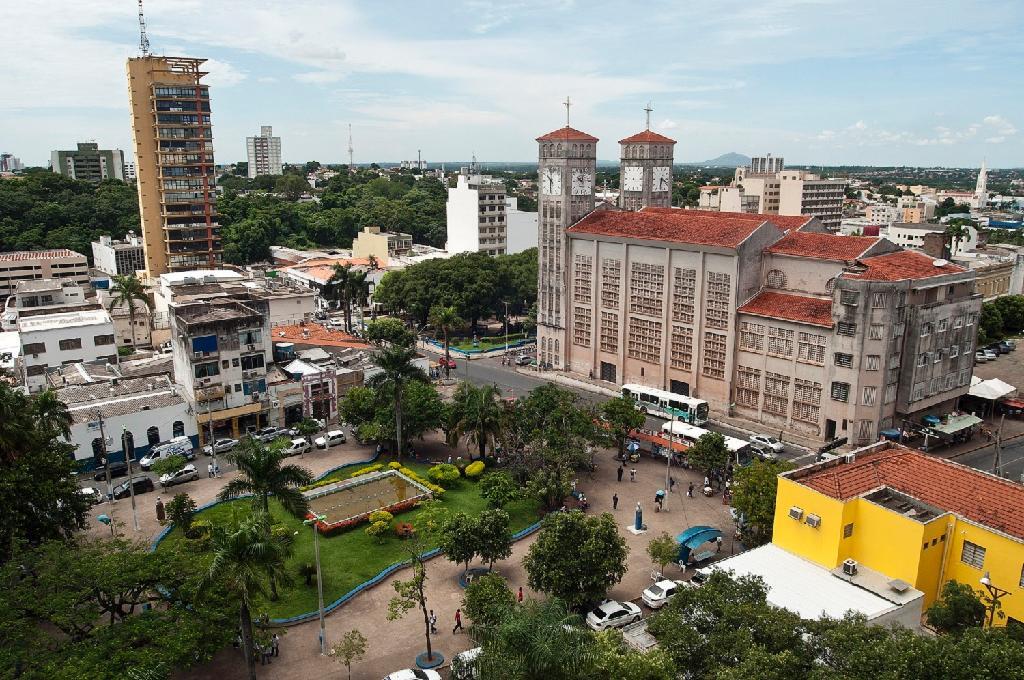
[23,342,45,355]
[797,332,826,365]
[843,523,854,538]
[840,290,859,306]
[573,307,592,347]
[871,292,887,308]
[25,365,47,377]
[600,312,618,353]
[704,272,732,330]
[862,386,877,406]
[920,322,933,337]
[670,326,693,371]
[173,421,185,438]
[629,262,665,317]
[950,345,959,358]
[735,365,761,408]
[834,352,853,368]
[240,353,266,371]
[961,541,986,569]
[837,322,856,336]
[739,322,765,352]
[938,318,948,332]
[967,313,978,326]
[831,382,850,402]
[766,269,787,288]
[918,353,928,367]
[825,277,837,294]
[147,426,160,446]
[856,420,873,441]
[767,327,794,357]
[627,317,662,364]
[194,361,220,379]
[94,334,115,346]
[702,332,727,380]
[573,254,593,304]
[792,379,822,424]
[869,324,884,340]
[764,372,790,415]
[671,267,696,323]
[865,355,880,371]
[58,338,82,351]
[601,259,622,309]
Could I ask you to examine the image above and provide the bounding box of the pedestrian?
[716,536,723,552]
[271,633,280,657]
[214,461,221,477]
[617,466,623,482]
[630,468,637,482]
[613,493,619,510]
[704,475,710,489]
[447,454,453,465]
[687,482,694,498]
[429,609,438,635]
[669,476,676,492]
[517,586,523,603]
[453,608,463,634]
[207,462,213,478]
[155,497,165,523]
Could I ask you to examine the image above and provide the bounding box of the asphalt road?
[950,436,1024,483]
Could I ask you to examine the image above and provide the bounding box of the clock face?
[571,170,593,196]
[622,166,644,192]
[542,167,562,195]
[652,166,671,193]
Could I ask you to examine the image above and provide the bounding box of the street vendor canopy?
[968,378,1017,401]
[930,413,983,435]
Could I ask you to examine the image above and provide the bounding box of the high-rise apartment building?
[126,56,220,277]
[246,125,283,178]
[446,167,509,256]
[51,143,125,183]
[92,233,146,276]
[1,153,24,173]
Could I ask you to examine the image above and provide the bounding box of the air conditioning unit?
[805,514,821,529]
[247,343,256,351]
[193,351,203,359]
[788,506,804,521]
[843,452,857,464]
[842,559,858,576]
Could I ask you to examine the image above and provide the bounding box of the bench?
[691,549,716,564]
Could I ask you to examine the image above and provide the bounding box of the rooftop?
[738,291,833,327]
[172,300,262,327]
[159,269,244,287]
[18,308,110,332]
[271,322,371,350]
[766,232,880,261]
[845,250,967,282]
[618,130,677,144]
[789,442,1024,540]
[535,126,599,143]
[14,279,69,293]
[567,208,796,249]
[56,375,186,425]
[0,249,84,263]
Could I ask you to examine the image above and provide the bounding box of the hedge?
[464,461,486,479]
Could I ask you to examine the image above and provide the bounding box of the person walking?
[429,610,438,634]
[207,462,214,478]
[155,497,165,524]
[453,609,464,634]
[271,633,280,657]
[687,482,694,498]
[517,586,523,603]
[213,461,221,478]
[716,536,723,553]
[617,466,623,482]
[612,493,619,510]
[669,476,676,493]
[630,468,636,482]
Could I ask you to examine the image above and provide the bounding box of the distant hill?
[681,152,751,167]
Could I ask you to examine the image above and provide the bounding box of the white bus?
[660,421,759,465]
[622,384,709,426]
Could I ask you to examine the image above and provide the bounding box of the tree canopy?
[730,459,793,547]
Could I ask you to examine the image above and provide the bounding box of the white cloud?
[659,119,678,130]
[203,59,246,87]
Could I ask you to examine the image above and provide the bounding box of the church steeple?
[619,103,676,211]
[975,159,988,209]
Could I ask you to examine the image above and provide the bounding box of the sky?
[2,0,1022,168]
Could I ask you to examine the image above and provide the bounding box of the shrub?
[453,457,469,473]
[349,463,385,478]
[186,518,212,546]
[399,466,446,495]
[464,461,486,479]
[368,510,394,525]
[388,461,402,470]
[151,454,187,478]
[428,463,462,487]
[165,493,197,533]
[480,471,519,508]
[298,562,317,586]
[365,520,391,544]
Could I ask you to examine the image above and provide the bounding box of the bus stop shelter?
[676,525,723,565]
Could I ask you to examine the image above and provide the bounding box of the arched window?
[766,270,787,289]
[147,426,160,446]
[638,146,645,159]
[825,277,837,294]
[92,438,104,461]
[121,430,135,461]
[572,143,578,156]
[556,143,562,155]
[554,339,560,355]
[172,421,185,437]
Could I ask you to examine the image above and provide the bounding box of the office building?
[126,56,220,276]
[18,307,116,393]
[246,125,283,178]
[446,168,510,255]
[51,143,125,183]
[92,233,145,276]
[0,249,89,298]
[505,197,539,254]
[1,153,23,173]
[123,162,137,182]
[352,226,412,265]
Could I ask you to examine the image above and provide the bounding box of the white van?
[139,436,194,470]
[450,647,482,680]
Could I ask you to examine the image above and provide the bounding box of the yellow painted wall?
[772,477,847,569]
[846,498,924,585]
[943,520,1024,626]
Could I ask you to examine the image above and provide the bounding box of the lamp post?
[304,513,328,653]
[980,571,1010,628]
[502,300,510,358]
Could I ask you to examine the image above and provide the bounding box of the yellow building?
[351,226,412,266]
[126,56,221,277]
[774,441,1024,626]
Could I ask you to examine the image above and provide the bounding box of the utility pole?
[205,398,219,476]
[993,414,1005,476]
[96,411,113,506]
[123,427,141,532]
[502,301,510,357]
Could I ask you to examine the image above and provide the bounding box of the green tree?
[524,511,628,610]
[438,511,478,573]
[476,508,512,571]
[368,344,428,456]
[205,512,292,680]
[979,303,1004,345]
[646,532,679,576]
[165,493,197,533]
[323,263,368,333]
[688,431,730,478]
[365,317,415,347]
[600,396,645,459]
[387,560,436,664]
[428,304,463,378]
[479,471,519,508]
[463,572,516,628]
[294,417,321,448]
[526,464,572,511]
[107,274,152,347]
[927,580,987,635]
[329,629,368,680]
[730,459,794,547]
[453,382,504,460]
[592,630,675,680]
[151,453,187,477]
[217,438,314,515]
[274,173,310,201]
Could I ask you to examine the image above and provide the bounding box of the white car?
[283,438,311,457]
[159,464,199,488]
[382,670,441,680]
[585,599,642,631]
[642,579,685,609]
[314,429,347,449]
[749,434,784,454]
[79,486,103,505]
[686,567,714,587]
[203,438,237,455]
[975,351,989,364]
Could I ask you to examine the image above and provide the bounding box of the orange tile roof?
[794,444,1024,540]
[535,126,599,142]
[271,323,371,350]
[766,232,879,261]
[567,208,811,248]
[845,250,966,282]
[618,130,677,144]
[738,291,833,327]
[0,249,81,262]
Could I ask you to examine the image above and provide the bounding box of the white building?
[0,249,89,298]
[92,233,145,276]
[18,308,116,392]
[887,222,980,256]
[246,125,283,178]
[123,161,137,181]
[865,203,899,225]
[975,160,988,209]
[446,169,510,255]
[505,196,539,254]
[2,279,86,331]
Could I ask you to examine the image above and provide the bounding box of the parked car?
[382,670,441,680]
[750,443,778,462]
[987,343,1009,355]
[203,438,238,455]
[998,341,1015,354]
[314,429,347,449]
[139,436,195,470]
[93,461,130,482]
[982,349,999,361]
[79,486,104,505]
[283,438,312,457]
[254,427,289,443]
[287,418,326,436]
[515,354,535,366]
[686,567,714,587]
[159,464,199,488]
[1006,340,1017,351]
[749,434,784,453]
[111,476,155,500]
[450,647,482,680]
[585,599,642,631]
[642,579,685,609]
[975,350,990,364]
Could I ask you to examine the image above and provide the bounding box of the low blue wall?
[424,337,535,356]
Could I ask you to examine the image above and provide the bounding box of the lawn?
[158,461,541,620]
[448,332,533,352]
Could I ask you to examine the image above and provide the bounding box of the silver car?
[159,464,199,488]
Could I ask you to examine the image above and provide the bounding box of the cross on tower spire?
[644,101,653,130]
[563,96,572,127]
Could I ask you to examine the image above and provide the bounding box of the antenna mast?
[347,124,354,169]
[138,0,150,56]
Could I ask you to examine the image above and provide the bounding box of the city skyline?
[2,0,1022,168]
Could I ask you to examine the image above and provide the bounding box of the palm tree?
[428,305,463,379]
[945,221,972,257]
[218,438,314,515]
[205,512,292,680]
[107,274,152,348]
[453,382,503,461]
[0,384,72,463]
[324,264,369,333]
[369,344,427,458]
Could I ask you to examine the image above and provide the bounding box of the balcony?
[194,384,226,402]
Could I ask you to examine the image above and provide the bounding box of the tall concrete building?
[619,129,676,211]
[92,233,146,276]
[51,143,125,183]
[446,167,509,256]
[126,56,220,277]
[975,159,988,209]
[536,124,598,369]
[246,125,282,178]
[1,153,24,173]
[0,249,89,298]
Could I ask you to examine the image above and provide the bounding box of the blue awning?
[676,525,723,549]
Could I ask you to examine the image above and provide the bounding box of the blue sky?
[2,0,1021,167]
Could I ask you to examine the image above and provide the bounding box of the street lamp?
[304,513,328,653]
[980,571,1010,628]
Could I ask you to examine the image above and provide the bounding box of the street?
[951,435,1024,483]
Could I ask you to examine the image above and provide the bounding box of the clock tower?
[619,105,676,211]
[535,109,598,370]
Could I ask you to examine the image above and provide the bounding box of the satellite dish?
[932,259,948,267]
